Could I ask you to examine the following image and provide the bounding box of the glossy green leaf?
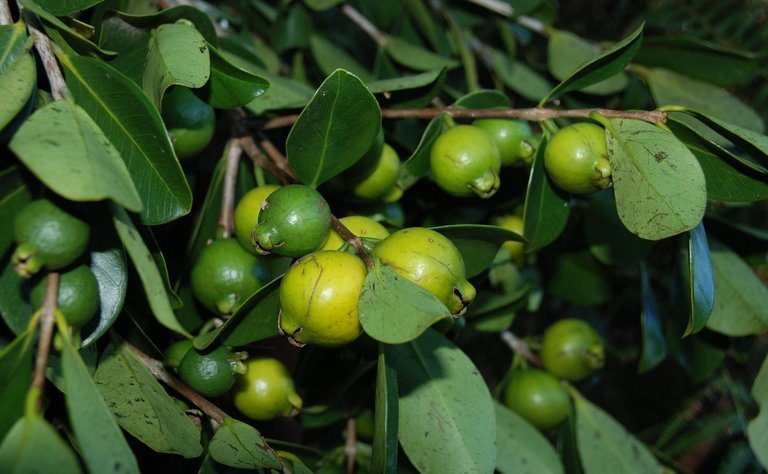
[495,402,563,474]
[383,37,459,71]
[112,206,191,338]
[491,49,552,102]
[453,89,509,109]
[61,54,192,224]
[34,0,101,15]
[387,329,496,474]
[96,16,150,85]
[0,167,32,257]
[371,346,398,474]
[309,34,371,81]
[605,118,706,240]
[117,6,218,45]
[684,223,714,336]
[206,43,269,109]
[82,239,127,346]
[367,68,445,95]
[208,417,283,470]
[0,412,83,474]
[93,342,203,458]
[0,53,36,133]
[747,354,768,470]
[524,135,570,251]
[542,24,643,104]
[573,390,662,473]
[431,224,524,278]
[0,330,33,442]
[61,334,139,474]
[9,99,143,211]
[286,69,381,187]
[359,265,451,344]
[638,262,666,374]
[142,22,210,108]
[635,36,758,87]
[244,67,314,114]
[705,239,768,336]
[399,113,451,189]
[0,22,32,75]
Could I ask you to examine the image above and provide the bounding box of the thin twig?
[462,0,546,34]
[340,3,387,47]
[123,340,229,425]
[240,136,293,185]
[258,132,298,181]
[500,329,540,366]
[0,0,12,25]
[21,14,68,100]
[331,215,373,269]
[345,417,357,474]
[31,272,59,412]
[219,138,242,238]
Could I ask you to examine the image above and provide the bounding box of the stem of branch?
[23,18,68,100]
[341,3,387,48]
[219,138,242,239]
[345,417,357,474]
[240,136,293,185]
[500,329,540,367]
[258,133,298,181]
[331,215,373,269]
[31,272,59,413]
[124,340,229,426]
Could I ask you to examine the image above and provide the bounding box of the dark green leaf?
[0,53,36,133]
[0,413,83,474]
[359,265,451,344]
[309,34,371,82]
[208,417,283,470]
[383,37,459,71]
[431,224,524,278]
[93,342,203,458]
[387,329,496,473]
[82,243,128,347]
[96,16,149,85]
[583,191,653,265]
[523,135,570,251]
[33,0,101,16]
[0,167,32,257]
[541,24,643,104]
[0,330,33,442]
[117,6,218,45]
[61,335,139,474]
[0,22,32,75]
[605,118,706,240]
[684,223,714,336]
[61,54,192,224]
[399,113,451,189]
[9,99,143,211]
[206,43,269,109]
[495,402,563,474]
[491,49,552,102]
[367,69,445,95]
[303,0,344,11]
[286,69,381,187]
[371,346,398,473]
[638,262,666,373]
[453,89,509,109]
[747,354,768,470]
[244,68,314,114]
[547,250,612,306]
[0,253,34,335]
[370,67,447,109]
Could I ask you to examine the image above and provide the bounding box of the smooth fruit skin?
[473,119,534,166]
[177,345,244,398]
[544,122,611,194]
[164,340,194,369]
[233,357,303,421]
[503,368,570,431]
[353,143,402,200]
[540,318,605,382]
[370,227,476,316]
[320,216,390,251]
[161,86,215,159]
[233,185,280,254]
[496,214,525,266]
[279,250,367,347]
[12,199,89,278]
[191,238,266,315]
[31,264,99,328]
[252,184,331,258]
[429,125,501,198]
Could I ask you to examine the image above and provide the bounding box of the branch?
[240,136,292,185]
[340,3,387,48]
[331,215,373,269]
[258,132,298,181]
[21,14,68,100]
[31,272,59,413]
[0,0,12,25]
[218,138,242,239]
[345,417,357,474]
[500,329,541,367]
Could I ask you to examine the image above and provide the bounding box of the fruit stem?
[31,272,59,413]
[500,329,541,367]
[331,215,374,269]
[345,417,357,474]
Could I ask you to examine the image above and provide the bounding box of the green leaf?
[0,22,32,75]
[383,37,459,71]
[9,99,143,212]
[705,239,768,336]
[117,6,218,45]
[542,24,643,104]
[367,68,445,95]
[605,118,706,240]
[61,334,139,474]
[93,342,203,458]
[399,113,451,189]
[206,43,269,109]
[491,49,553,102]
[431,224,524,279]
[244,68,314,114]
[82,244,128,347]
[33,0,101,16]
[387,329,496,474]
[309,34,372,82]
[359,265,451,344]
[208,417,283,470]
[547,250,612,307]
[494,402,563,474]
[0,253,33,335]
[0,167,32,257]
[0,412,83,474]
[684,223,714,336]
[583,191,654,266]
[572,390,662,473]
[523,135,570,251]
[286,69,381,187]
[112,206,191,338]
[371,346,398,473]
[638,262,666,374]
[142,22,210,108]
[303,0,344,11]
[60,56,192,225]
[747,354,768,470]
[0,330,33,442]
[0,53,36,133]
[453,89,509,109]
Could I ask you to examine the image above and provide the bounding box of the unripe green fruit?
[370,227,476,316]
[279,250,367,347]
[353,143,402,200]
[540,318,605,382]
[161,86,215,159]
[544,123,611,194]
[233,185,280,254]
[251,184,331,258]
[232,357,303,421]
[31,264,99,328]
[164,339,194,370]
[177,345,246,398]
[12,198,89,278]
[320,216,390,251]
[430,125,501,198]
[473,119,534,166]
[191,238,266,315]
[503,368,570,431]
[496,214,525,266]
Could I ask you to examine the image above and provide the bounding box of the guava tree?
[1,0,767,473]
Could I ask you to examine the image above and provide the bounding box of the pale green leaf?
[371,347,398,473]
[0,22,32,75]
[0,412,83,474]
[0,53,35,133]
[0,330,34,441]
[748,354,768,470]
[495,402,563,474]
[208,417,283,469]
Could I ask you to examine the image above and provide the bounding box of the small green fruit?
[161,86,215,159]
[503,368,570,431]
[30,264,99,328]
[544,122,611,194]
[430,125,501,198]
[473,119,534,166]
[232,357,303,421]
[540,318,605,382]
[496,214,525,266]
[233,185,280,254]
[353,143,402,200]
[164,340,194,370]
[177,345,246,398]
